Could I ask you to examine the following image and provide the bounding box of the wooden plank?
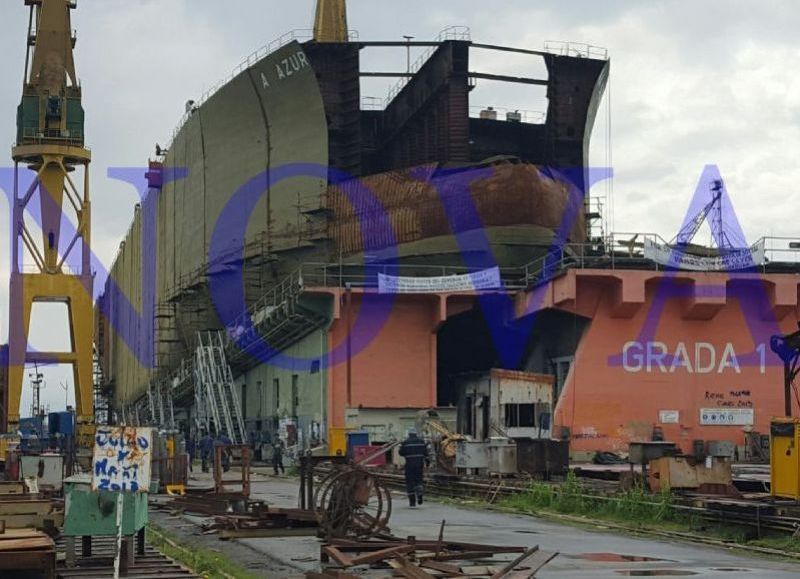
[0,549,55,572]
[0,529,48,539]
[0,501,52,515]
[0,495,44,502]
[420,560,463,575]
[490,546,539,579]
[389,556,438,579]
[322,546,355,568]
[504,552,559,578]
[424,551,497,562]
[0,482,25,495]
[0,537,54,551]
[1,512,64,529]
[220,527,318,539]
[462,567,497,576]
[349,545,416,566]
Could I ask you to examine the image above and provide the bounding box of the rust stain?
[328,162,584,256]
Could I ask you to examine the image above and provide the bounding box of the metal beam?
[356,41,443,48]
[360,72,413,78]
[469,72,548,86]
[470,42,548,57]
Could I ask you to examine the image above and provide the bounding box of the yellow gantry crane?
[5,0,94,444]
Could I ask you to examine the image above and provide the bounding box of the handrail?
[469,106,545,124]
[384,26,471,108]
[185,231,800,350]
[543,40,609,60]
[144,231,800,406]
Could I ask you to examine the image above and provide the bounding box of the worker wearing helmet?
[399,428,429,508]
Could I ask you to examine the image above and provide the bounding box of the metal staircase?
[224,269,329,374]
[194,331,247,444]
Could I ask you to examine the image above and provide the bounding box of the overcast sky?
[0,0,798,413]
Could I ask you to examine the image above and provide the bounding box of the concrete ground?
[152,466,800,578]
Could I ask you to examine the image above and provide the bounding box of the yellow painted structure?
[328,427,351,456]
[770,418,800,500]
[314,0,348,42]
[5,0,94,436]
[0,435,21,461]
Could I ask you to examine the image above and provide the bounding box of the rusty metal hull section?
[330,162,585,259]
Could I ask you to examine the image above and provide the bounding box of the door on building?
[552,356,574,402]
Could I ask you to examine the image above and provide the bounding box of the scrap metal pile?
[165,462,394,541]
[206,505,320,540]
[314,465,392,539]
[309,529,558,579]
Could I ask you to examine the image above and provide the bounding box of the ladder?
[194,331,247,444]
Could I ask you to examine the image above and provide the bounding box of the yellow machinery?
[769,330,800,499]
[5,0,95,447]
[314,0,348,42]
[416,409,466,473]
[328,427,352,456]
[771,418,800,500]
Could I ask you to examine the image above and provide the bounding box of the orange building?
[521,268,795,456]
[305,263,796,458]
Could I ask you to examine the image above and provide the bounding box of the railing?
[19,126,86,148]
[543,40,609,60]
[469,106,545,124]
[126,231,800,412]
[216,232,800,340]
[20,264,84,276]
[384,26,472,107]
[299,261,527,290]
[164,28,359,150]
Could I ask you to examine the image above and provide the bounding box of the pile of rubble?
[309,527,557,578]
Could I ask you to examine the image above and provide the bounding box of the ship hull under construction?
[96,27,610,441]
[94,21,799,459]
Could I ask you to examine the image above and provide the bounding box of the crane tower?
[314,0,348,42]
[5,0,94,442]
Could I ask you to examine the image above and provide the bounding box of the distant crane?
[671,179,742,249]
[29,364,44,418]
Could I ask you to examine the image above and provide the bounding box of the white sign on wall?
[92,427,153,493]
[699,408,754,426]
[378,267,502,294]
[659,410,680,424]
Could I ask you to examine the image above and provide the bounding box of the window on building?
[504,403,536,428]
[273,378,280,411]
[310,360,321,374]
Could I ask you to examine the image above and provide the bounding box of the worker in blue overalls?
[399,429,430,508]
[199,431,214,472]
[216,431,233,472]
